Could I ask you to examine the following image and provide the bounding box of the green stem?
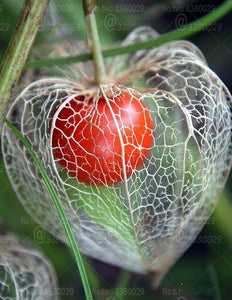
[115,269,130,300]
[83,0,108,84]
[0,0,49,133]
[208,265,221,300]
[25,0,232,69]
[212,191,232,246]
[5,119,93,300]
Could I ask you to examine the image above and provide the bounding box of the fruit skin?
[52,92,154,185]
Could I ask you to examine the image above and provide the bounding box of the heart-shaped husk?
[2,27,232,286]
[0,235,58,299]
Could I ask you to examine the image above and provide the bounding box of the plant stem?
[212,191,232,247]
[0,0,49,133]
[83,0,108,84]
[25,0,232,69]
[5,119,93,300]
[208,265,221,300]
[115,269,130,300]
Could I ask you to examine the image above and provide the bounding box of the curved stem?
[0,0,49,133]
[83,0,108,84]
[25,0,232,69]
[5,119,93,300]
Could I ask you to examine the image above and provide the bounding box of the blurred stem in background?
[24,0,232,69]
[208,265,221,300]
[0,0,49,132]
[115,269,131,300]
[212,191,232,246]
